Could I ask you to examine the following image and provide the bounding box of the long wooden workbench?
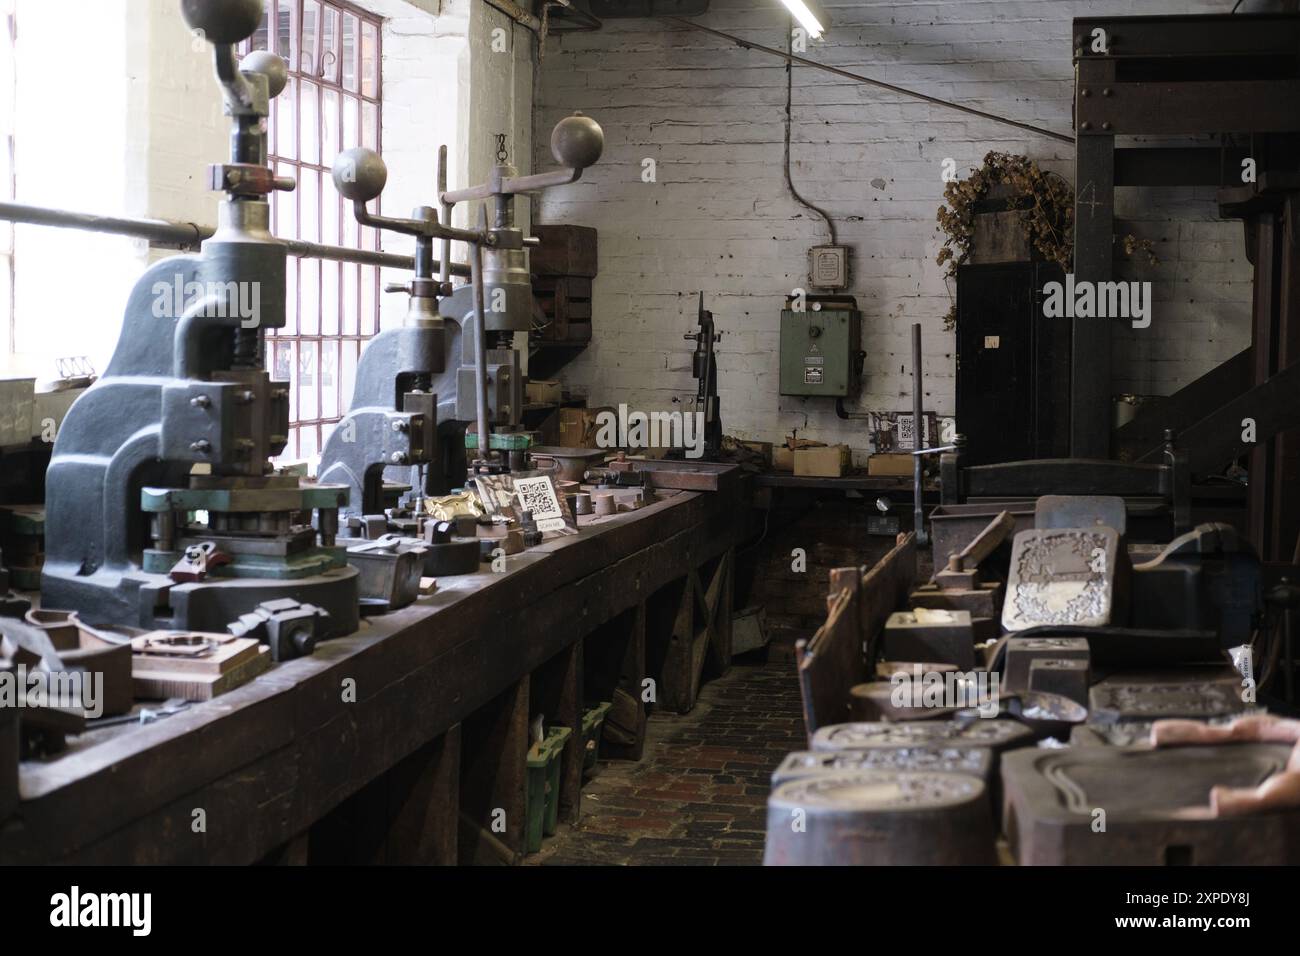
[0,480,750,865]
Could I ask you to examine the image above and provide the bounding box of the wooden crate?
[531,225,597,277]
[533,275,592,344]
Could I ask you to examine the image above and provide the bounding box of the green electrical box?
[779,302,861,397]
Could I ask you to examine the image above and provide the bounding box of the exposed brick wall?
[532,0,1254,461]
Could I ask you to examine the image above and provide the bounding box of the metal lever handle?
[332,148,484,246]
[440,113,604,205]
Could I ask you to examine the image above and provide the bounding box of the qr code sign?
[895,413,931,451]
[513,475,571,533]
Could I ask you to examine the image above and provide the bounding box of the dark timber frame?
[1071,12,1300,561]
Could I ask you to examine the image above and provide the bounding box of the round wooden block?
[764,770,995,865]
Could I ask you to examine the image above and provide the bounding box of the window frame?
[1,0,15,360]
[243,0,383,461]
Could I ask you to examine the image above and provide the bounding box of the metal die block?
[1087,679,1249,725]
[346,542,427,612]
[882,609,976,669]
[379,410,428,467]
[160,380,243,464]
[402,391,437,465]
[772,747,993,789]
[764,771,995,866]
[910,583,1003,620]
[1002,637,1089,694]
[811,720,1034,755]
[1001,744,1300,865]
[140,480,348,515]
[456,349,522,426]
[1027,658,1090,707]
[1003,527,1121,632]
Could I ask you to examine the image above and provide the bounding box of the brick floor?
[529,657,804,866]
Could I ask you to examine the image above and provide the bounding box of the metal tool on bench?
[40,0,357,652]
[910,509,1013,638]
[345,534,428,613]
[683,292,722,460]
[0,618,88,757]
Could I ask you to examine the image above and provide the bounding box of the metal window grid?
[1,1,15,358]
[243,0,382,462]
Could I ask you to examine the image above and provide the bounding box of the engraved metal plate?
[1002,528,1118,632]
[812,719,1033,752]
[1088,680,1249,724]
[769,770,984,812]
[772,747,992,788]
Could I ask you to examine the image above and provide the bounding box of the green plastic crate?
[581,701,613,773]
[525,725,572,853]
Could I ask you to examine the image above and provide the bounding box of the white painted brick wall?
[533,0,1254,461]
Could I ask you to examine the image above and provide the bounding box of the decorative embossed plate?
[770,770,984,812]
[772,747,992,787]
[1002,528,1118,632]
[812,720,1034,752]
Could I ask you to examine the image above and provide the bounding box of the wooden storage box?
[531,224,597,277]
[793,444,849,478]
[868,453,914,477]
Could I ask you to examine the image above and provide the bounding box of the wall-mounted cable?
[783,28,836,247]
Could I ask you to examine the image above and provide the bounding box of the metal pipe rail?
[0,200,472,277]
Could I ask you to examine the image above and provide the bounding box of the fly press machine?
[36,0,606,648]
[317,111,604,525]
[40,0,358,653]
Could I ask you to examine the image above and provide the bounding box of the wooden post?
[381,724,461,865]
[601,602,648,761]
[1071,57,1116,459]
[531,642,583,825]
[458,676,529,864]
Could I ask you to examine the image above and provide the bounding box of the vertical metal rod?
[912,322,927,545]
[1285,609,1295,706]
[469,238,492,464]
[437,145,451,285]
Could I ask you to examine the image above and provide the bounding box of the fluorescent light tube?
[779,0,829,39]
